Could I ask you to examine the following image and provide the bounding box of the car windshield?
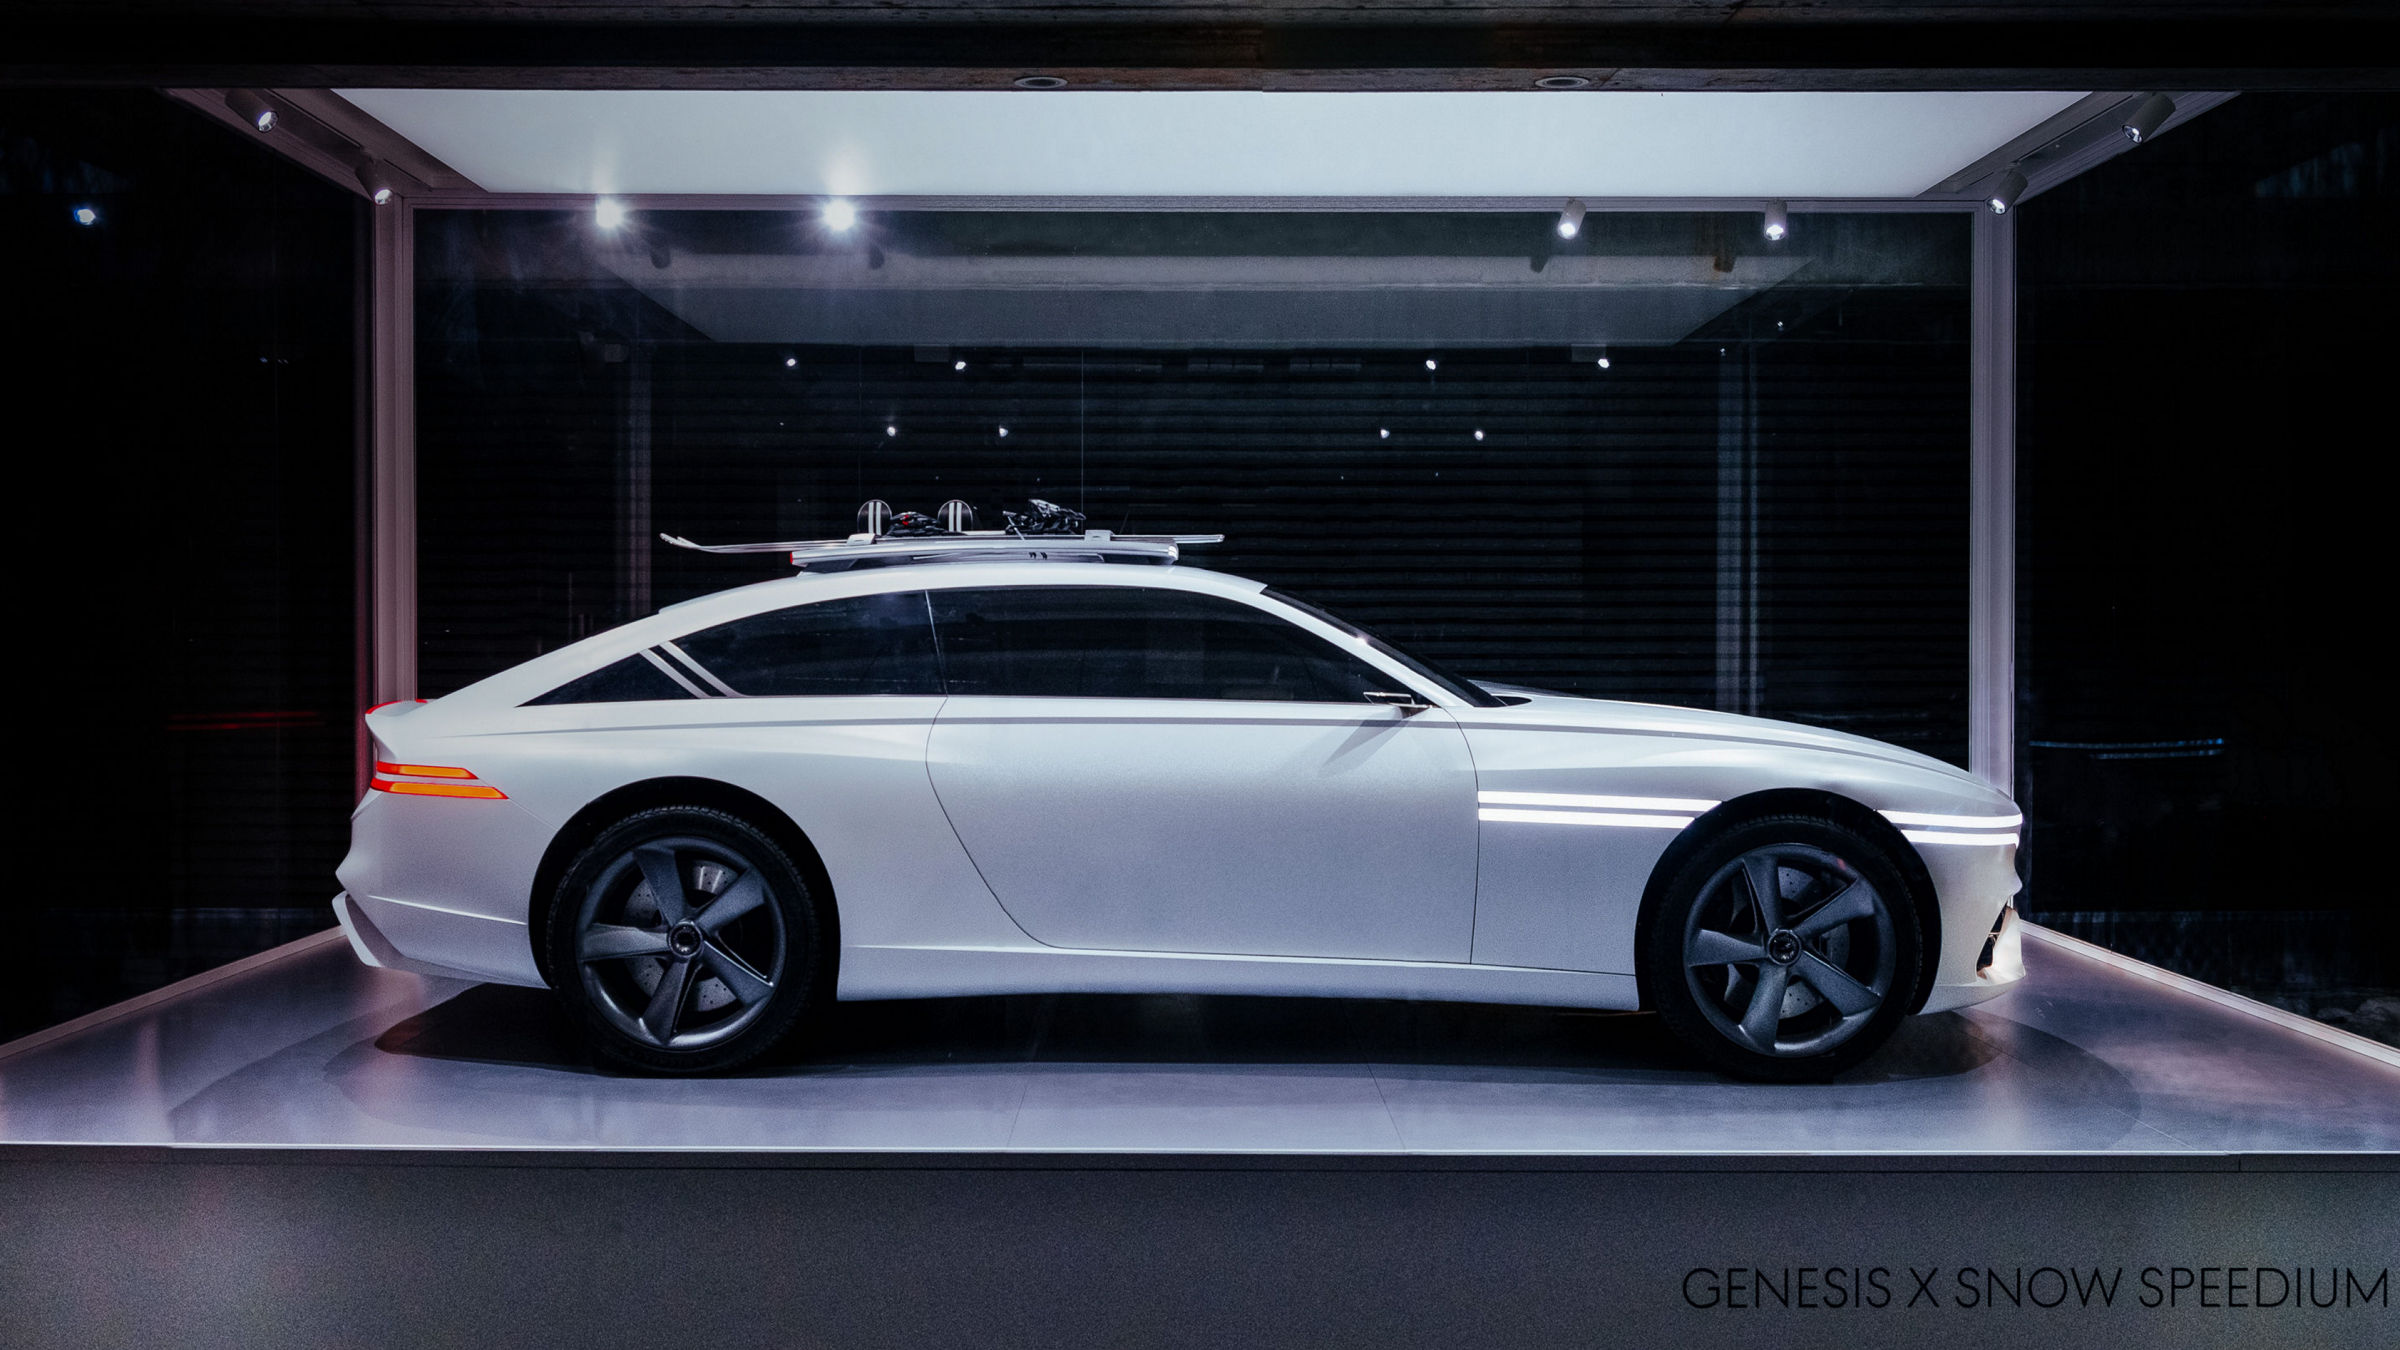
[1262,589,1506,709]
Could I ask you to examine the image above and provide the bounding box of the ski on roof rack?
[659,498,1223,573]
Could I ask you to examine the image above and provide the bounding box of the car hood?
[1469,683,1993,793]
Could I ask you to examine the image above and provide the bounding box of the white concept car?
[335,519,2025,1078]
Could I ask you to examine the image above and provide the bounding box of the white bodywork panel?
[1459,692,2025,995]
[929,698,1476,961]
[334,560,2027,1019]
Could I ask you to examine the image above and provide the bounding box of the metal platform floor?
[3,925,2397,1155]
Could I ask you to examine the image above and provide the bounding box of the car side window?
[928,586,1395,703]
[672,591,942,697]
[525,654,702,705]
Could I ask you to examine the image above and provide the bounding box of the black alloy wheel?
[1645,814,1921,1081]
[548,806,824,1073]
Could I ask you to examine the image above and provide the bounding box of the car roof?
[436,561,1306,713]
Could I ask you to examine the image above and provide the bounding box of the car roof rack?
[659,529,1226,573]
[661,497,1223,572]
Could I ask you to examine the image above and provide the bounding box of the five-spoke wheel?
[548,806,823,1073]
[1645,814,1921,1080]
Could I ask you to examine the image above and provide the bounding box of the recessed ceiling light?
[2122,93,2175,144]
[1424,358,1438,371]
[1763,201,1790,242]
[1987,167,2028,215]
[71,205,98,226]
[354,159,395,206]
[225,90,277,133]
[595,198,629,229]
[822,199,858,232]
[1014,76,1068,90]
[1535,76,1592,90]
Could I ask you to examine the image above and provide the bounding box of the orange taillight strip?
[375,761,477,779]
[370,778,507,800]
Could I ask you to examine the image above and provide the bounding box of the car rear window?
[672,591,942,697]
[524,654,700,705]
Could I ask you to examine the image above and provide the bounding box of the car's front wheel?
[547,806,825,1073]
[1644,814,1921,1081]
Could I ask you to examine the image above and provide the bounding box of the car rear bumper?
[333,890,546,987]
[334,786,554,988]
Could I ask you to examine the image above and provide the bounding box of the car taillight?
[368,763,507,800]
[375,761,474,779]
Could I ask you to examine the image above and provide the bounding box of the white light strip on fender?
[1478,791,1721,814]
[1899,828,2020,847]
[1479,807,1697,829]
[1881,809,2023,829]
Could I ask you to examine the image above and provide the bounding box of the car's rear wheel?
[547,806,824,1074]
[1644,814,1921,1081]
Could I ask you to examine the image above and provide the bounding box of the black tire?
[546,805,826,1074]
[1643,813,1922,1082]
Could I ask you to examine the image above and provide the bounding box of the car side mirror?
[1362,690,1430,714]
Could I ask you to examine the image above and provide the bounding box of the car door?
[923,583,1479,963]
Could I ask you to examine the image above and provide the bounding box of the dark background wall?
[2017,93,2400,1021]
[0,91,357,1040]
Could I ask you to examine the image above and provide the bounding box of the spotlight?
[954,360,967,371]
[353,159,395,207]
[595,198,629,229]
[225,90,277,133]
[1425,358,1438,371]
[1473,429,1486,442]
[1556,198,1587,240]
[1597,349,1612,370]
[2122,94,2175,145]
[822,199,858,232]
[997,426,1010,438]
[71,205,98,226]
[1986,167,2028,216]
[1763,201,1789,242]
[1378,428,1390,439]
[782,352,797,369]
[885,424,898,438]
